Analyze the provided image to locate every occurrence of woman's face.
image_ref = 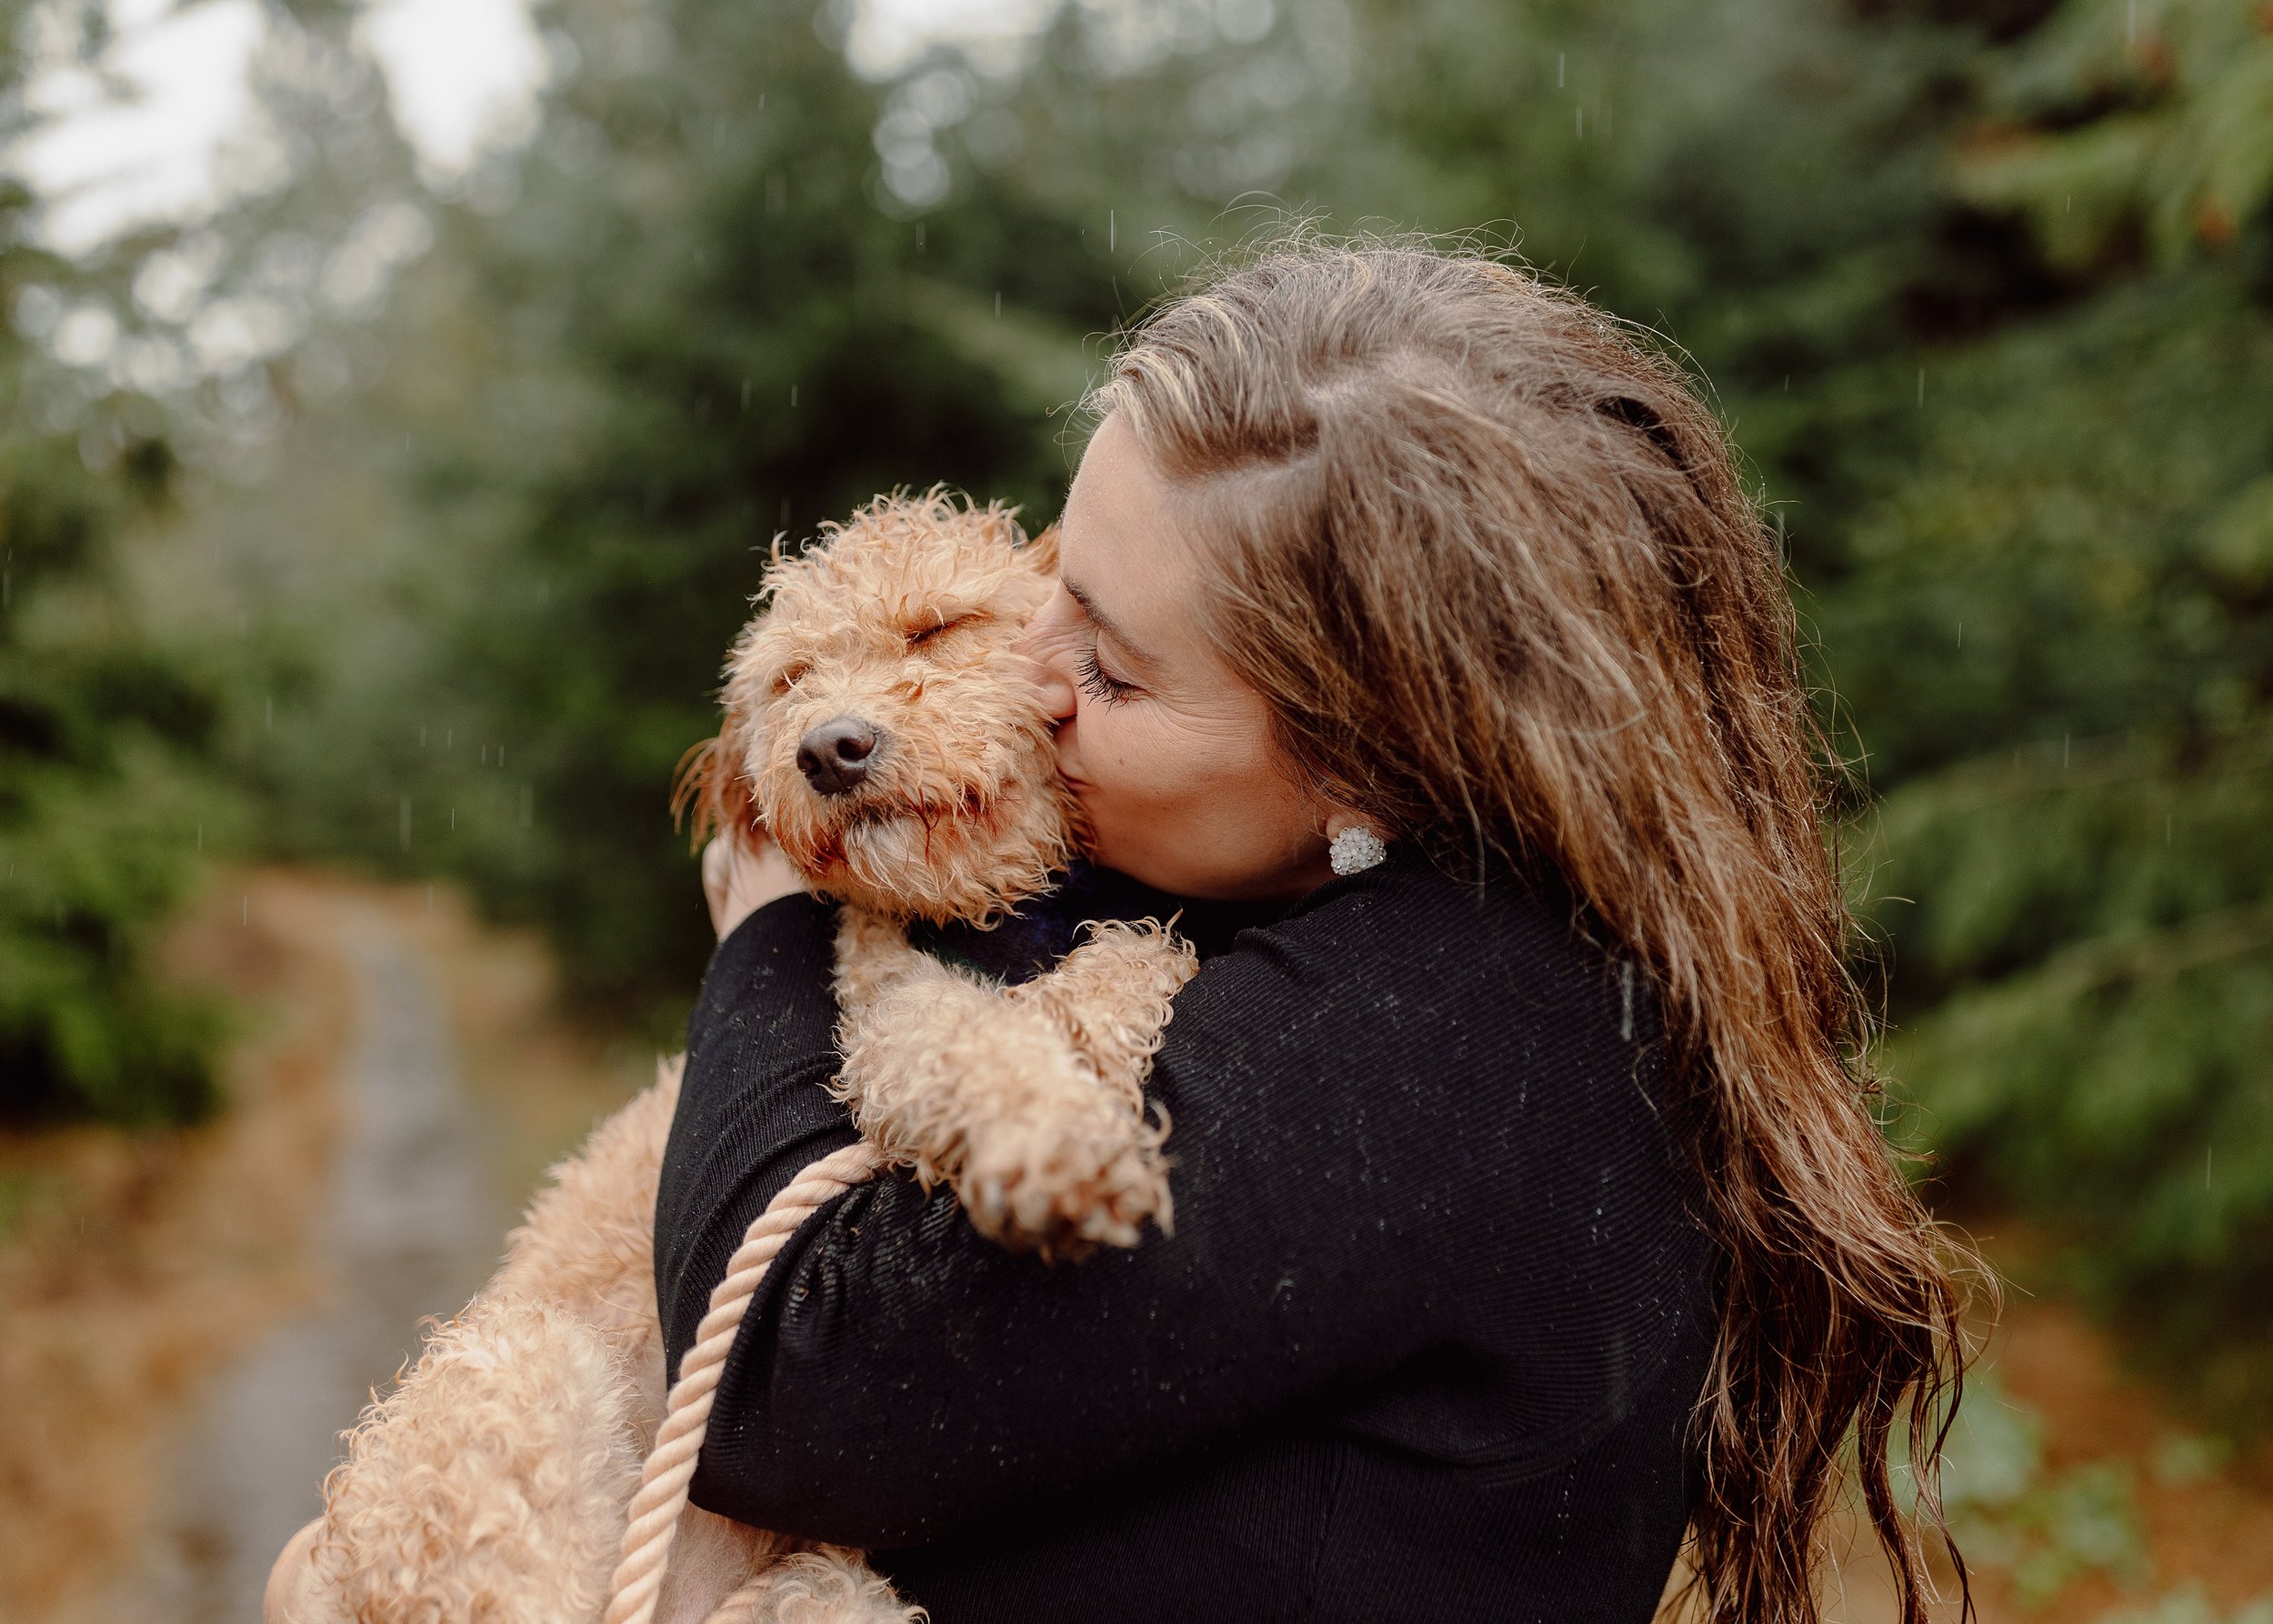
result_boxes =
[1016,412,1336,901]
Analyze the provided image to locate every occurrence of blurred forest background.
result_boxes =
[4,0,2272,1618]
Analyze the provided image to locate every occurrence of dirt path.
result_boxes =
[1,871,646,1624]
[110,902,508,1622]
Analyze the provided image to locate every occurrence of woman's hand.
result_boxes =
[702,832,805,940]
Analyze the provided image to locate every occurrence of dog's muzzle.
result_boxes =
[797,716,881,797]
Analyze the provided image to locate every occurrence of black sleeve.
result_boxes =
[653,857,1702,1550]
[654,891,862,1364]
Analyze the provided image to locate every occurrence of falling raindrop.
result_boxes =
[1955,622,1963,648]
[1108,210,1116,253]
[740,376,752,410]
[994,291,1002,317]
[1557,51,1566,88]
[399,797,413,851]
[791,384,799,407]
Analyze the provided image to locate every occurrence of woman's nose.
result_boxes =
[1023,657,1076,722]
[1012,617,1079,722]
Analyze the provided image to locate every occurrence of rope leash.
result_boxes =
[605,1140,886,1624]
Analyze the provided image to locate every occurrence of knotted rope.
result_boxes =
[605,1140,886,1624]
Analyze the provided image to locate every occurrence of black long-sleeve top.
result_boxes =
[654,850,1719,1624]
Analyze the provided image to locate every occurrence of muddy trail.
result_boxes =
[118,905,506,1621]
[3,870,2269,1623]
[0,873,648,1624]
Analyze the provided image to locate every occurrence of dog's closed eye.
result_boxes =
[770,662,812,697]
[906,613,987,651]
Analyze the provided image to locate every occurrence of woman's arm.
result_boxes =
[655,856,1703,1549]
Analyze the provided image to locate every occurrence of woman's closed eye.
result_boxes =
[1076,648,1140,707]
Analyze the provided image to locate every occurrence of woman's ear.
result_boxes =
[1318,799,1390,846]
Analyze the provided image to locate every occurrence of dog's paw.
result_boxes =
[1062,919,1199,1006]
[959,1097,1171,1258]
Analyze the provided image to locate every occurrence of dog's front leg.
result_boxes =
[832,957,1171,1255]
[1002,919,1198,1114]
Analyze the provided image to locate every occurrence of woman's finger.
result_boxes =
[703,835,805,940]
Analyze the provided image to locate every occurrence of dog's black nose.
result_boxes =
[796,716,880,797]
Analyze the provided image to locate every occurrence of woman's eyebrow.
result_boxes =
[1063,577,1158,673]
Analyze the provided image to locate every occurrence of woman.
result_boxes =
[665,241,1969,1624]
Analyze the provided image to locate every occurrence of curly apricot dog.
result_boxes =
[270,494,1196,1624]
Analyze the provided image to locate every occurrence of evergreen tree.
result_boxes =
[0,0,235,1122]
[1826,0,2273,1420]
[295,0,1135,1026]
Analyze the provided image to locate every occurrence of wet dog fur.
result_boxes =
[274,494,1197,1624]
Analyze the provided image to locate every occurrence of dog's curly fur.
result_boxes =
[272,493,1197,1624]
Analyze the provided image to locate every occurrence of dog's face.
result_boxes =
[701,494,1080,926]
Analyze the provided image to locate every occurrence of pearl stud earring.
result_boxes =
[1328,824,1387,877]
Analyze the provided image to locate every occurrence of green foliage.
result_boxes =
[0,4,238,1123]
[1956,0,2273,269]
[238,0,1133,1025]
[0,404,235,1121]
[1903,1372,2148,1603]
[1821,3,2273,1419]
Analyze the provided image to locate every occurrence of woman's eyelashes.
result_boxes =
[1076,647,1140,707]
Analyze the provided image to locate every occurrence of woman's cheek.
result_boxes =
[1075,700,1140,789]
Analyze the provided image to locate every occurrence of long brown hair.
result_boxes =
[1098,236,1974,1624]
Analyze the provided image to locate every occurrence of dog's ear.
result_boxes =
[1022,523,1061,580]
[672,713,761,853]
